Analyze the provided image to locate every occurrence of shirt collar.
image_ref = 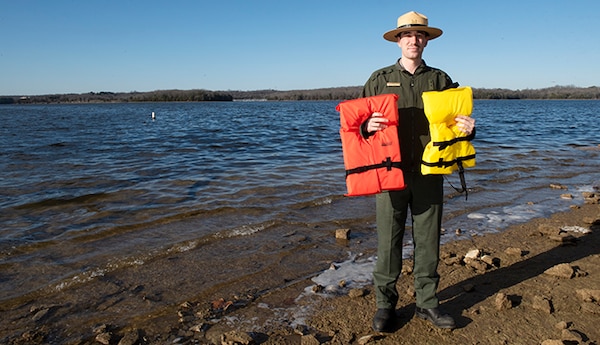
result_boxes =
[396,59,428,73]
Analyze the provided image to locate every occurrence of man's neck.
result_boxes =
[399,58,422,74]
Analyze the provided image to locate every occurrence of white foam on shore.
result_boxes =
[288,183,598,327]
[304,253,376,296]
[303,183,596,298]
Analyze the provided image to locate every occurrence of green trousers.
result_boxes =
[373,172,444,310]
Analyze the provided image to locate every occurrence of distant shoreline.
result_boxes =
[1,85,599,104]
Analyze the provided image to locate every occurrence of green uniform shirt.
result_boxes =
[360,60,454,173]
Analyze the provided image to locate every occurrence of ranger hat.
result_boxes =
[383,11,443,42]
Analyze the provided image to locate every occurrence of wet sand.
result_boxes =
[2,199,599,345]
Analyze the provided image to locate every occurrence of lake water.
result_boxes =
[0,100,599,338]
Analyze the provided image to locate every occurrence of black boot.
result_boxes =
[372,308,396,332]
[415,307,456,329]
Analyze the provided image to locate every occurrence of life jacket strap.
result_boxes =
[345,157,402,177]
[432,130,476,150]
[421,154,476,169]
[423,155,475,200]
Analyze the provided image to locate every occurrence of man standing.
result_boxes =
[360,11,475,332]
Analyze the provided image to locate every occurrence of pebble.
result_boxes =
[504,247,524,257]
[348,288,367,298]
[554,321,568,330]
[540,340,564,345]
[335,228,350,240]
[462,283,475,292]
[532,295,553,314]
[548,234,577,244]
[575,288,600,302]
[561,329,583,342]
[581,301,600,314]
[465,248,481,259]
[95,332,112,345]
[358,334,376,345]
[544,263,575,279]
[494,292,513,310]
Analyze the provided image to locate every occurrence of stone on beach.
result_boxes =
[335,228,351,240]
[494,292,513,310]
[575,289,600,303]
[544,263,576,279]
[532,295,553,314]
[504,247,525,257]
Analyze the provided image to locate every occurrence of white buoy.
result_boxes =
[151,111,155,120]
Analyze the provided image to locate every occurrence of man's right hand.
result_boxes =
[366,112,389,133]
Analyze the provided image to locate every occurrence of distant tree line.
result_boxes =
[1,89,233,104]
[1,85,598,104]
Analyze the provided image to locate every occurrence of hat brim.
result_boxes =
[383,27,442,42]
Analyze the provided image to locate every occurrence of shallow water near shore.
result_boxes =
[0,100,599,340]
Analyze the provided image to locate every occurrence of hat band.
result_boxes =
[398,23,427,29]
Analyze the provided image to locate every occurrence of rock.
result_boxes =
[358,334,376,345]
[561,329,583,343]
[504,247,524,257]
[31,308,50,322]
[443,255,462,266]
[221,330,254,345]
[494,292,512,310]
[532,295,553,314]
[575,288,600,302]
[544,263,575,279]
[300,334,320,345]
[465,257,488,272]
[117,330,140,345]
[406,286,415,297]
[401,264,413,275]
[540,340,564,345]
[554,321,568,330]
[335,228,350,240]
[481,255,500,267]
[539,224,561,236]
[348,288,366,298]
[548,234,577,244]
[465,248,481,259]
[581,301,600,314]
[189,323,206,333]
[550,183,568,189]
[584,193,600,204]
[560,193,573,199]
[462,283,475,292]
[581,191,600,204]
[581,192,595,198]
[95,332,112,345]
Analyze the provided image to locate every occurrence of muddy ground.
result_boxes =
[5,202,600,345]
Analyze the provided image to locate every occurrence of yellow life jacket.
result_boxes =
[421,86,476,175]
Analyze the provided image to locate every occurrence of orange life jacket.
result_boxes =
[336,94,405,196]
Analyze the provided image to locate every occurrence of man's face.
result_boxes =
[397,30,429,59]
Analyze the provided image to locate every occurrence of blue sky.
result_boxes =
[1,1,598,95]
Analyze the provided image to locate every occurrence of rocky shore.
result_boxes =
[4,192,600,345]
